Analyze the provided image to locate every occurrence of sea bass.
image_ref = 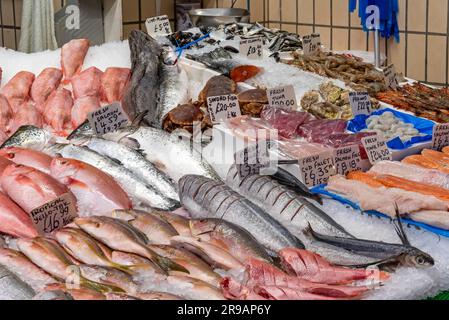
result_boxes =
[179,175,305,253]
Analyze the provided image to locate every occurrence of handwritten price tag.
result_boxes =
[30,194,78,236]
[88,103,130,136]
[303,33,321,56]
[333,145,363,175]
[267,85,298,111]
[146,15,172,37]
[349,92,372,116]
[240,38,264,60]
[383,64,399,90]
[432,123,449,151]
[207,94,241,124]
[235,143,271,179]
[298,151,335,188]
[362,135,392,165]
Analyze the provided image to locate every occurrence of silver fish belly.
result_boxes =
[0,266,35,300]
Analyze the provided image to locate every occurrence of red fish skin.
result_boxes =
[61,39,90,84]
[0,129,7,146]
[100,67,131,104]
[0,94,13,131]
[31,68,63,108]
[230,65,261,83]
[8,101,44,134]
[0,191,38,238]
[1,164,77,214]
[0,147,53,175]
[71,67,103,100]
[0,71,35,112]
[71,96,101,127]
[43,87,74,134]
[254,285,340,300]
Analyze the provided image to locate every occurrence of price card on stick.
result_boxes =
[362,135,392,165]
[298,151,335,188]
[88,103,130,136]
[333,145,363,176]
[349,92,372,116]
[207,94,241,124]
[303,33,321,56]
[30,194,78,236]
[239,38,264,60]
[432,123,449,151]
[235,143,271,179]
[383,64,399,90]
[146,15,173,37]
[267,85,298,111]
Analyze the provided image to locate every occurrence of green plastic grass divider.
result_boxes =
[429,291,449,300]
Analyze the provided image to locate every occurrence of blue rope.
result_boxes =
[175,33,211,53]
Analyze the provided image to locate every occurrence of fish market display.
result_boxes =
[377,83,449,123]
[0,265,35,300]
[238,89,268,117]
[288,51,387,94]
[61,39,90,83]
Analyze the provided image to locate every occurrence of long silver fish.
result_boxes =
[0,265,35,300]
[225,167,435,269]
[72,136,179,202]
[45,143,180,211]
[122,30,162,124]
[178,175,305,253]
[102,126,220,183]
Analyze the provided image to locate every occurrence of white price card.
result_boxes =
[146,15,172,37]
[207,94,242,124]
[432,123,449,151]
[88,103,130,136]
[30,194,78,236]
[298,151,335,188]
[267,85,298,111]
[349,92,372,116]
[383,64,399,90]
[234,143,271,179]
[362,135,392,165]
[239,38,264,60]
[303,33,321,56]
[333,145,363,175]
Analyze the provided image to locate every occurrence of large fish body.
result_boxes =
[45,143,179,211]
[178,175,305,253]
[0,266,35,300]
[103,126,219,183]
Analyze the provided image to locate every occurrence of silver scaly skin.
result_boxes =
[0,266,35,300]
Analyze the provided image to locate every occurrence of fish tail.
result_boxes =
[80,277,125,294]
[145,247,190,274]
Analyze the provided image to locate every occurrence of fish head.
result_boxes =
[1,126,54,150]
[75,217,104,236]
[2,163,36,178]
[189,219,216,237]
[399,249,435,269]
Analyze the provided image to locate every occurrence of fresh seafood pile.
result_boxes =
[301,82,380,120]
[0,40,131,140]
[288,51,387,95]
[377,83,449,123]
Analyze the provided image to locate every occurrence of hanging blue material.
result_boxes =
[349,0,400,42]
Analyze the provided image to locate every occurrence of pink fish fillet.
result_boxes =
[254,285,339,300]
[326,175,449,217]
[0,94,13,131]
[71,96,101,128]
[279,248,386,285]
[8,101,44,134]
[0,191,38,238]
[61,39,90,84]
[409,211,449,230]
[0,129,8,147]
[31,68,63,110]
[71,66,103,99]
[43,87,74,135]
[1,164,77,214]
[100,67,131,103]
[50,157,132,216]
[0,71,35,112]
[0,147,53,174]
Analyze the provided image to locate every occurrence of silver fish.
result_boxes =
[1,126,54,150]
[45,143,180,211]
[102,126,220,183]
[33,290,74,300]
[73,136,179,202]
[178,175,305,253]
[0,265,35,300]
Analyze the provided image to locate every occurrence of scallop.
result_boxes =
[405,128,419,136]
[373,124,389,131]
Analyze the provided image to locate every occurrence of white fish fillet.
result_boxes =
[326,175,449,217]
[409,211,449,230]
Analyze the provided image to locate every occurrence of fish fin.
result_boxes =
[272,169,323,205]
[131,111,149,127]
[118,137,141,150]
[392,204,411,247]
[81,278,125,294]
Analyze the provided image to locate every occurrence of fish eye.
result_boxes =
[416,256,427,265]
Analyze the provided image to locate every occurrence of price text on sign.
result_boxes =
[303,33,321,56]
[298,151,335,188]
[333,145,363,175]
[362,135,392,165]
[383,64,399,90]
[207,94,241,123]
[349,92,372,116]
[88,103,130,136]
[235,143,271,179]
[267,85,297,110]
[240,38,264,60]
[30,194,78,236]
[432,123,449,151]
[146,15,172,37]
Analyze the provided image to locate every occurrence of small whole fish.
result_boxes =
[0,147,53,174]
[0,266,35,300]
[150,210,191,236]
[77,265,137,294]
[179,175,305,253]
[0,125,54,150]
